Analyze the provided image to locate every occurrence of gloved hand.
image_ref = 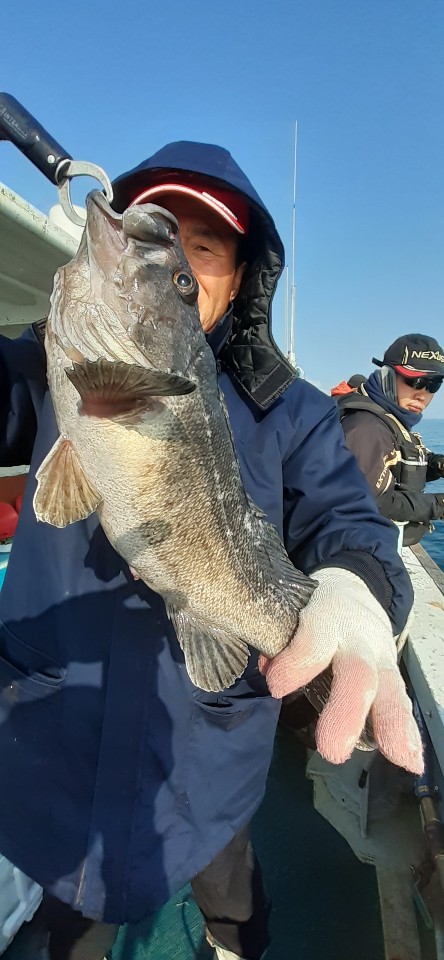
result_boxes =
[259,568,423,774]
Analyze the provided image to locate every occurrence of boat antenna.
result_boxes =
[284,265,289,356]
[287,122,304,377]
[288,121,297,367]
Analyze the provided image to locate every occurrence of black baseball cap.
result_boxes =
[372,334,444,378]
[347,374,366,388]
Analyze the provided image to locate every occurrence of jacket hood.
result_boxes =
[330,380,354,397]
[112,142,297,409]
[338,379,422,432]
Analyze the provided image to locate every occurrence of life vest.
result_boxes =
[339,391,429,545]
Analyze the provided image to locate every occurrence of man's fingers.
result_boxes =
[258,628,336,699]
[259,645,330,699]
[371,669,424,775]
[315,653,378,764]
[257,655,270,676]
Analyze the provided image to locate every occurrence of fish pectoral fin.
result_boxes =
[34,437,102,527]
[65,359,196,419]
[166,605,249,692]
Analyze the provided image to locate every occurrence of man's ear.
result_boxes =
[230,261,247,301]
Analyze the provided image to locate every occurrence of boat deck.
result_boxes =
[4,729,385,960]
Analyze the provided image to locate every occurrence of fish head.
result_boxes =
[49,190,204,377]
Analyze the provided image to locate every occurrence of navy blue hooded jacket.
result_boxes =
[0,142,412,924]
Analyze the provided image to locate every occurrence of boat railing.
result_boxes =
[402,543,444,814]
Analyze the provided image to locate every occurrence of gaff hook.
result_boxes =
[0,93,114,228]
[55,159,114,228]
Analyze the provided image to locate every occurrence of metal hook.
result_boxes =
[55,159,114,227]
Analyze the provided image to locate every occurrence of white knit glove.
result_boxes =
[259,568,423,774]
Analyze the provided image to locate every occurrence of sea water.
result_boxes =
[420,419,444,571]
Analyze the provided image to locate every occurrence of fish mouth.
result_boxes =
[84,191,125,253]
[87,190,123,225]
[122,202,179,244]
[86,190,179,245]
[86,190,179,248]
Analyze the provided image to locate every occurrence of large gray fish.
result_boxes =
[34,191,315,691]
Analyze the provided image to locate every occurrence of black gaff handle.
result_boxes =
[0,93,72,185]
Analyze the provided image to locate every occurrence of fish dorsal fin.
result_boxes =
[166,604,250,692]
[34,437,102,527]
[65,359,196,419]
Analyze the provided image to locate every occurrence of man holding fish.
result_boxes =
[0,141,421,960]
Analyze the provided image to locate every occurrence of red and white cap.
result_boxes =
[393,364,432,378]
[129,178,249,235]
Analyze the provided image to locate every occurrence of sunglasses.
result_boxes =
[402,375,443,394]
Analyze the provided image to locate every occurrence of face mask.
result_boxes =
[379,365,398,403]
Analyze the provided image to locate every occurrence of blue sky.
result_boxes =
[2,0,444,413]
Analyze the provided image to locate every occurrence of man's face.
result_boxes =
[154,195,246,332]
[395,374,434,413]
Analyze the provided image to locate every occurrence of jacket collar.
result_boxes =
[206,306,233,359]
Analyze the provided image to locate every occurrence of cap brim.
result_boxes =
[130,183,246,234]
[393,364,442,379]
[373,358,441,378]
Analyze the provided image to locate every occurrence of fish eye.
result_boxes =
[172,270,199,304]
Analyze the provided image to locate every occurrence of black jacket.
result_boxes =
[339,390,444,545]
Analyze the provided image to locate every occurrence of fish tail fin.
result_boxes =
[246,495,316,612]
[260,519,317,627]
[166,605,249,692]
[266,524,316,610]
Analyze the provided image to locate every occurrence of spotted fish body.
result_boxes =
[34,191,315,691]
